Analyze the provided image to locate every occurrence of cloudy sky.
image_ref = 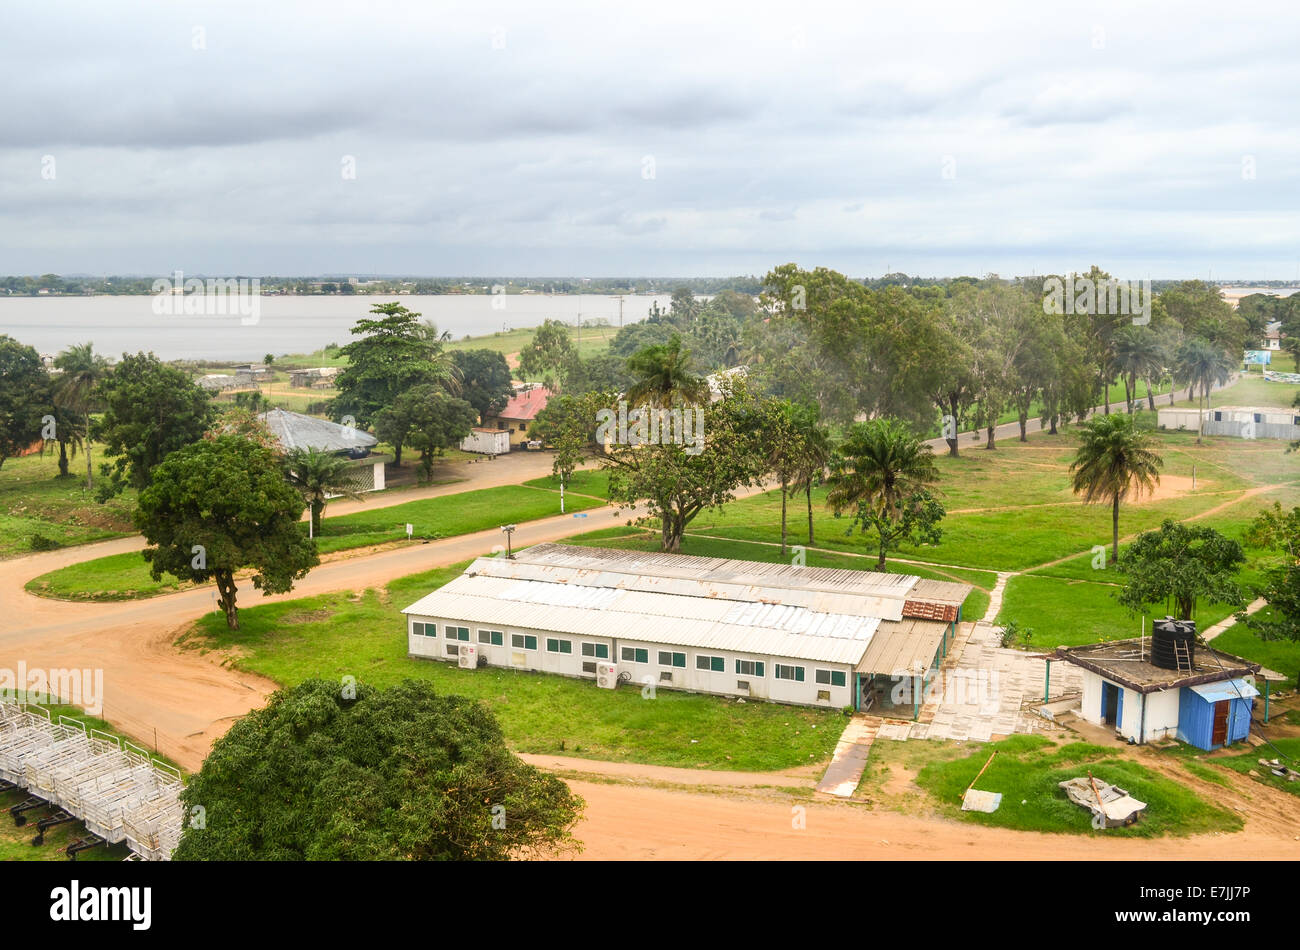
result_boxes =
[3,0,1299,279]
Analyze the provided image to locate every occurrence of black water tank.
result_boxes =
[1151,617,1196,670]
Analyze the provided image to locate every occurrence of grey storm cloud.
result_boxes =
[2,0,1300,277]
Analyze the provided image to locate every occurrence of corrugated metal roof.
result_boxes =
[259,408,377,453]
[402,545,969,669]
[855,619,950,675]
[1188,679,1260,703]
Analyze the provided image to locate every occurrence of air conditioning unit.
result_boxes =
[457,644,478,669]
[595,662,619,689]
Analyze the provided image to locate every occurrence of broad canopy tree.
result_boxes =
[374,385,477,482]
[330,302,458,429]
[1116,520,1246,622]
[0,335,53,471]
[92,351,215,500]
[134,435,319,630]
[174,679,583,861]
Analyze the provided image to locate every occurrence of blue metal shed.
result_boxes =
[1176,679,1258,751]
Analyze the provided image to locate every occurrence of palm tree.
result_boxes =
[282,448,363,537]
[1069,413,1163,568]
[52,343,110,489]
[826,418,939,570]
[625,336,708,408]
[1112,325,1164,413]
[1174,337,1235,443]
[39,401,84,477]
[789,403,832,546]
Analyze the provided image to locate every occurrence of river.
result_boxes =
[0,293,669,361]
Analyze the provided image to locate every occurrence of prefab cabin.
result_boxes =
[401,544,970,712]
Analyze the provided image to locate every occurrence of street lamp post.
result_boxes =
[501,523,516,559]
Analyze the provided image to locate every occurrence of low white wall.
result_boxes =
[407,616,853,708]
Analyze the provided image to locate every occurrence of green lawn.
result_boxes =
[523,468,610,500]
[180,560,847,772]
[1211,619,1300,692]
[0,448,136,558]
[311,483,604,554]
[914,734,1242,836]
[25,483,603,601]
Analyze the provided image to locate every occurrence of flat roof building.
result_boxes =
[1051,631,1262,751]
[401,543,971,713]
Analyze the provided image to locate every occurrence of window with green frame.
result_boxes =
[620,646,649,664]
[512,633,538,650]
[774,664,805,682]
[478,629,504,646]
[658,651,686,668]
[581,642,609,659]
[816,669,846,687]
[695,655,725,672]
[735,659,765,677]
[546,638,573,654]
[446,626,469,641]
[411,621,434,637]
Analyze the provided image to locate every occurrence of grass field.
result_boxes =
[913,734,1241,836]
[25,483,603,601]
[0,449,136,558]
[180,560,847,771]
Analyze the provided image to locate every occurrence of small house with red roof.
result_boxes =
[483,384,552,447]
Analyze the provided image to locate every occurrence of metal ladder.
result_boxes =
[1173,640,1193,672]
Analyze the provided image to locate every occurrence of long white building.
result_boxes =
[401,543,971,714]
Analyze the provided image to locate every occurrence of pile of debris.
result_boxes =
[1259,758,1299,782]
[1059,772,1147,828]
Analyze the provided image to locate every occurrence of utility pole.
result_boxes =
[617,294,625,327]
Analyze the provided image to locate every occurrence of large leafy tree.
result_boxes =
[379,385,477,483]
[134,435,318,630]
[603,377,767,552]
[449,348,514,421]
[283,447,362,536]
[1069,413,1163,568]
[826,417,943,570]
[1116,520,1246,621]
[529,389,610,492]
[0,335,51,471]
[52,342,110,488]
[1241,502,1300,642]
[174,679,583,861]
[92,352,215,499]
[331,302,456,428]
[516,319,578,392]
[38,400,83,478]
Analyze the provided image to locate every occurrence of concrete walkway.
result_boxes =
[814,716,879,797]
[1203,597,1268,641]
